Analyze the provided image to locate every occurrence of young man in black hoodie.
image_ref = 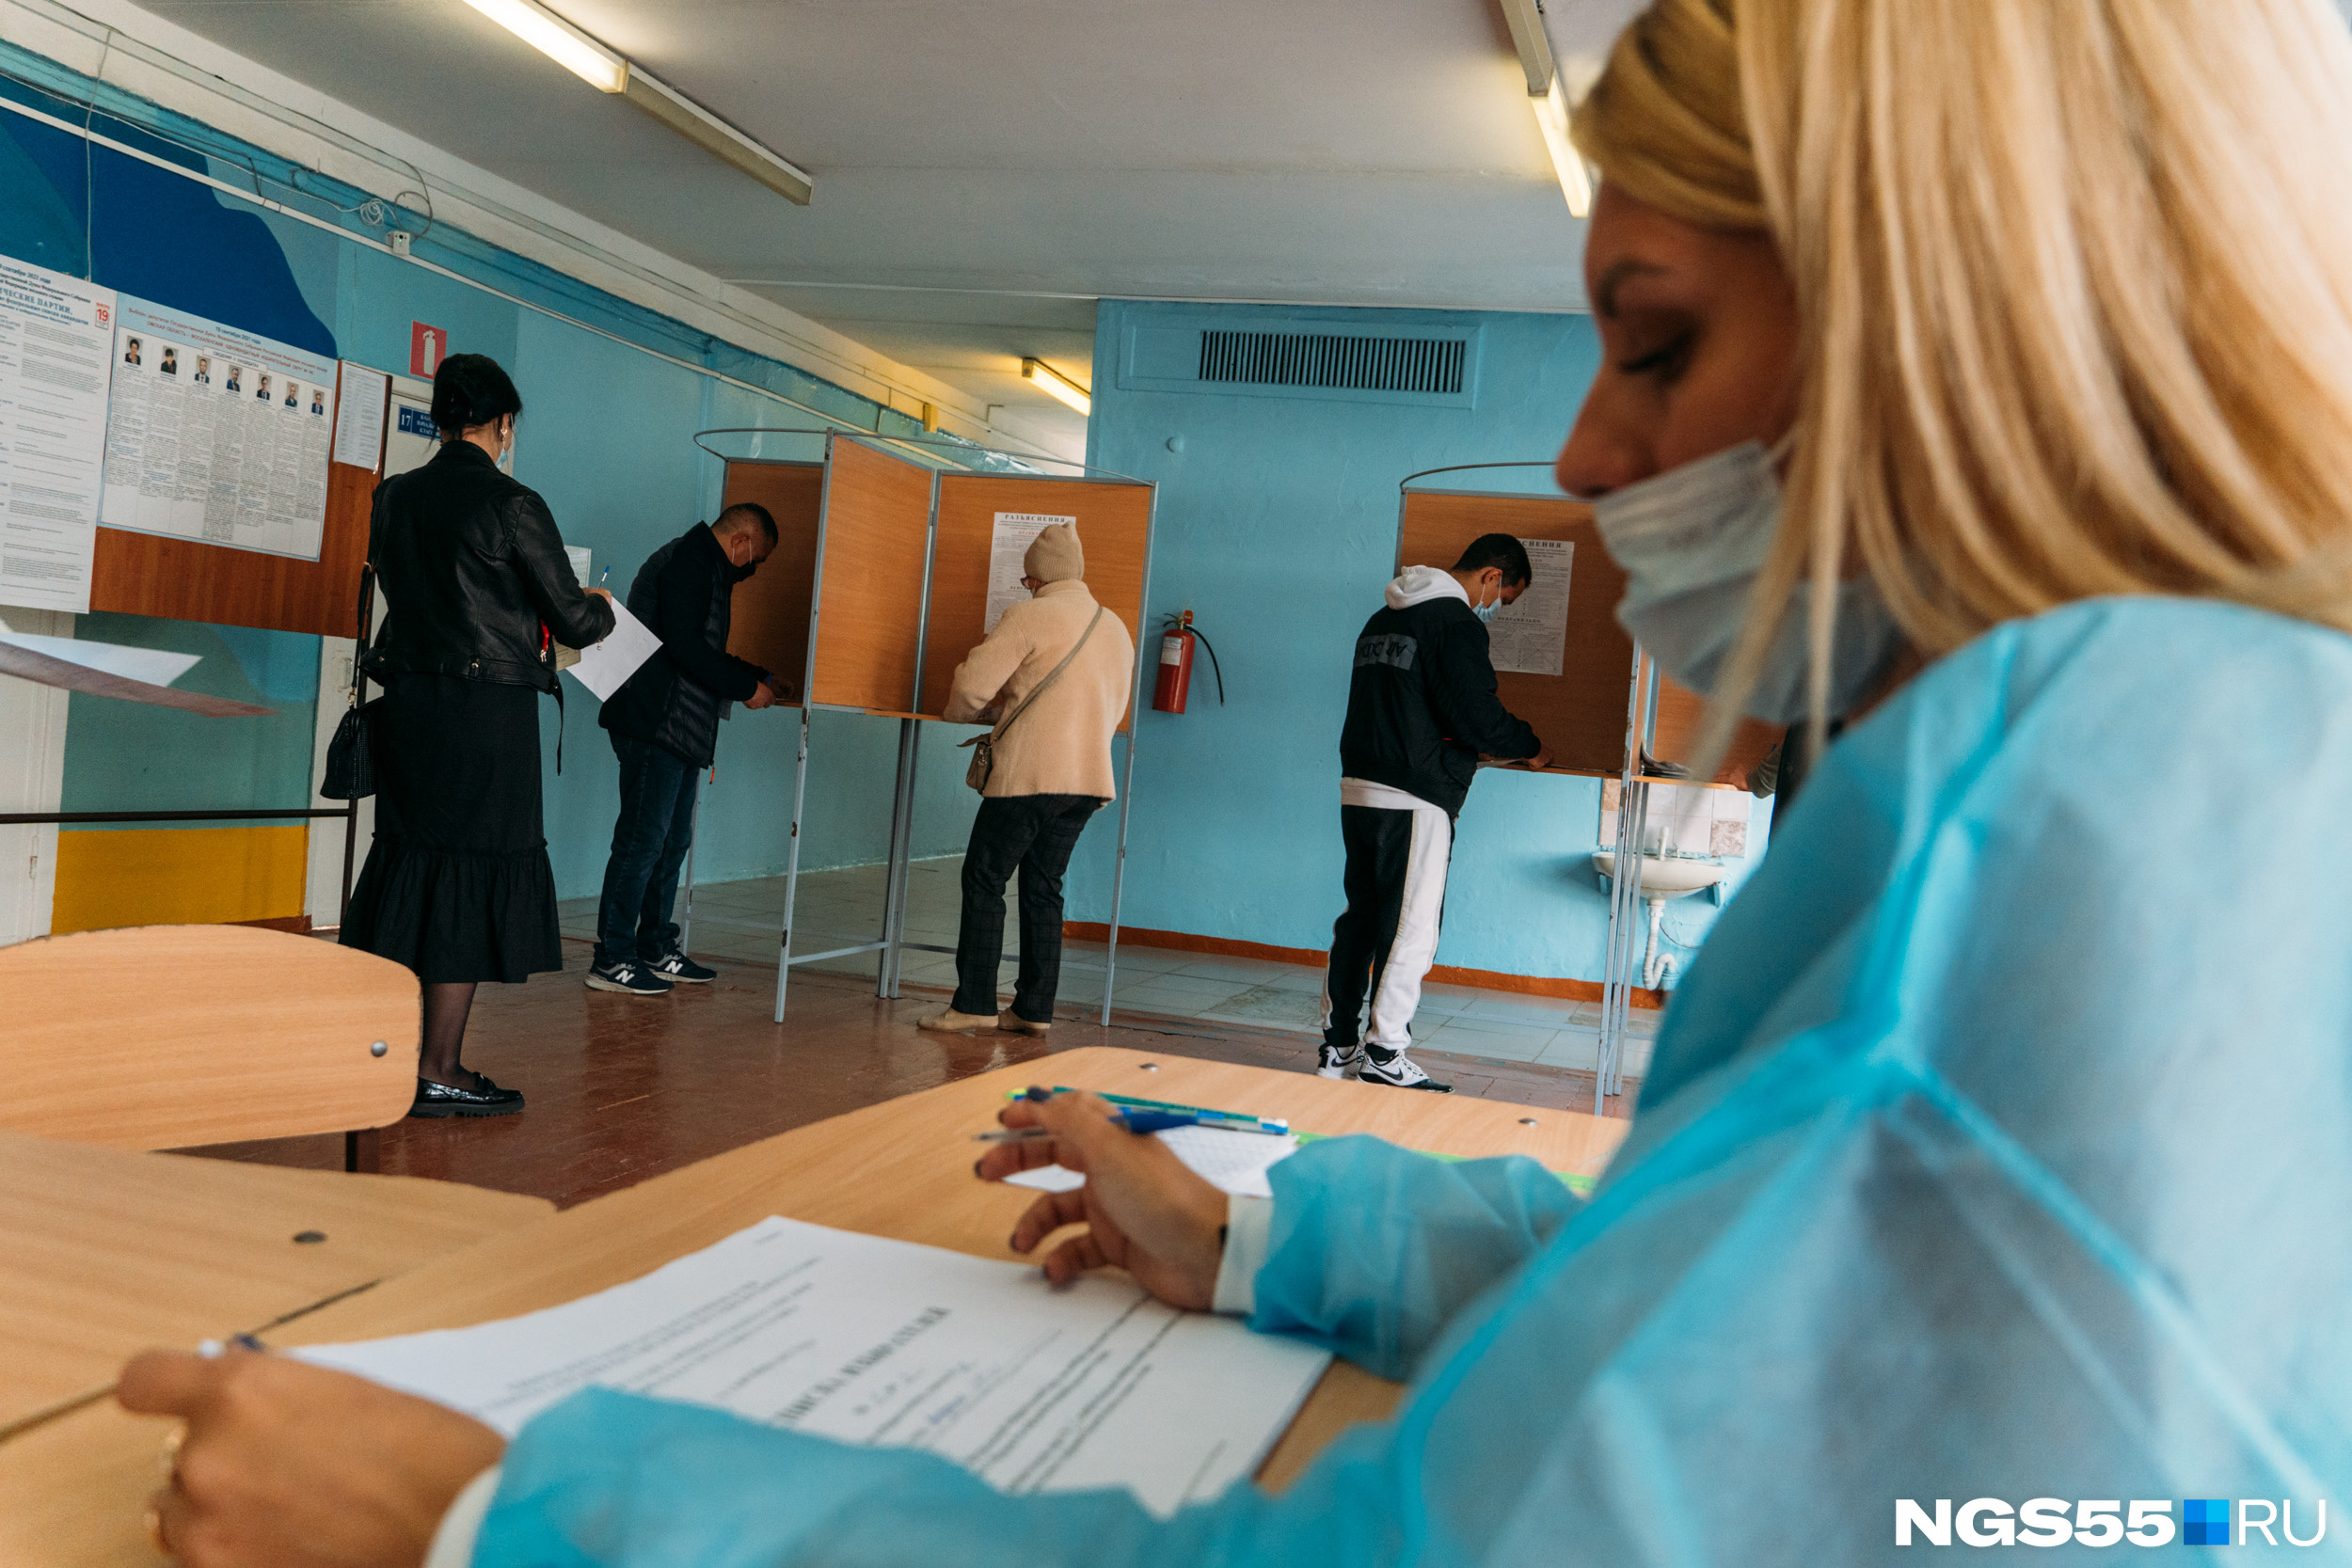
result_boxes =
[1322,533,1551,1089]
[586,503,783,995]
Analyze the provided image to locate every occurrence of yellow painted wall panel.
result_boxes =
[50,826,310,934]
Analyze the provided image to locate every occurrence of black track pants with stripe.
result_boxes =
[1321,801,1453,1053]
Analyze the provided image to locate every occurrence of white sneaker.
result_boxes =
[1360,1047,1452,1092]
[1316,1042,1365,1080]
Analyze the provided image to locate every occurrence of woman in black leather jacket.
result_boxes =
[341,355,614,1117]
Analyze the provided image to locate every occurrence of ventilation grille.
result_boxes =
[1197,330,1467,396]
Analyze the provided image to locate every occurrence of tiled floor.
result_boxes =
[567,856,1661,1081]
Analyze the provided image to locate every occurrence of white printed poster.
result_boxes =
[1487,536,1573,676]
[0,256,116,614]
[100,296,336,561]
[331,361,389,473]
[984,511,1075,632]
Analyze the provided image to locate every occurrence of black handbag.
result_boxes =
[320,565,380,800]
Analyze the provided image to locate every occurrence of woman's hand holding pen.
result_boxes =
[976,1090,1228,1310]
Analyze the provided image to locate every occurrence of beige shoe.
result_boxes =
[917,1006,998,1034]
[996,1011,1051,1037]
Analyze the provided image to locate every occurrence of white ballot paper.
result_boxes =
[296,1216,1330,1518]
[1486,536,1573,676]
[1006,1125,1299,1200]
[985,512,1075,632]
[564,596,660,702]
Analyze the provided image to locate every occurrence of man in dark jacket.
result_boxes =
[586,503,782,995]
[1321,533,1550,1089]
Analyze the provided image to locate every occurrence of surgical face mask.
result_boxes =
[1472,583,1502,625]
[1591,439,1902,724]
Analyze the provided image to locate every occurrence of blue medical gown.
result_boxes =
[477,598,2352,1565]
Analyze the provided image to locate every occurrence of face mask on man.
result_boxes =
[1472,580,1502,625]
[1590,438,1902,724]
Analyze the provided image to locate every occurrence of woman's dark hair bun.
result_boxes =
[430,354,523,436]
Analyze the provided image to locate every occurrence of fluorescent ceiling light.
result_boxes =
[620,71,815,206]
[1023,358,1091,417]
[458,0,814,204]
[459,0,625,93]
[1493,0,1591,218]
[1530,76,1594,218]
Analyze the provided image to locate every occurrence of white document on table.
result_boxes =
[1486,536,1573,676]
[564,596,660,701]
[1005,1126,1299,1200]
[984,512,1074,632]
[296,1216,1329,1518]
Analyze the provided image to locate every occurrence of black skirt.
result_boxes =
[341,673,564,984]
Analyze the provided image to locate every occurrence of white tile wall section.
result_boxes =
[1599,780,1753,860]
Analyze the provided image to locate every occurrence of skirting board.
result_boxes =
[1063,922,1669,1011]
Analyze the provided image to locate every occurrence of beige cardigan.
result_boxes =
[945,579,1136,799]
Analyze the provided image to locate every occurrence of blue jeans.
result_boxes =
[595,733,699,968]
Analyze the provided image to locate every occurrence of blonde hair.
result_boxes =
[1574,0,2352,733]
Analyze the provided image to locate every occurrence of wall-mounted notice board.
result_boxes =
[719,461,824,699]
[920,476,1152,731]
[1395,488,1775,786]
[87,367,381,639]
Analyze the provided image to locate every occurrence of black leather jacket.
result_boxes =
[598,524,767,768]
[364,441,612,691]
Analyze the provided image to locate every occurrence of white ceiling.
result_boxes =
[135,0,1646,446]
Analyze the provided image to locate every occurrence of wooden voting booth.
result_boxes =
[1397,474,1780,1111]
[698,431,1157,1023]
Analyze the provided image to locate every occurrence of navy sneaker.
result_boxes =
[646,948,717,984]
[586,958,673,996]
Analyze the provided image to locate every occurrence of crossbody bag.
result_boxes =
[960,607,1104,793]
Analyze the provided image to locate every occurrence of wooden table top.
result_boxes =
[0,1132,553,1437]
[0,1048,1628,1567]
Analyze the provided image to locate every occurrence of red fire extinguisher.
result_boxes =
[1152,610,1225,714]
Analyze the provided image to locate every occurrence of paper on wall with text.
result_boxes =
[1486,536,1573,676]
[331,362,389,472]
[0,257,116,614]
[100,296,335,562]
[985,512,1076,632]
[295,1215,1330,1519]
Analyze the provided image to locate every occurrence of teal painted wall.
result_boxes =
[58,614,320,826]
[1075,300,1768,985]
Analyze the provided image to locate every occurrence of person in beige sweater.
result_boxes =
[920,523,1136,1037]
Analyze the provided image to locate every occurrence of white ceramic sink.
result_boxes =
[1591,851,1730,901]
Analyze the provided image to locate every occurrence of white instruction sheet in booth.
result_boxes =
[100,296,335,562]
[0,255,116,614]
[1486,536,1573,676]
[985,512,1076,632]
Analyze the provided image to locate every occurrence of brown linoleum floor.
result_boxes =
[189,941,1636,1209]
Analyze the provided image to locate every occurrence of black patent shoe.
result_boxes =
[408,1071,525,1118]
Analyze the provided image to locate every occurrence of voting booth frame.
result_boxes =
[1396,467,1778,1110]
[684,430,1158,1024]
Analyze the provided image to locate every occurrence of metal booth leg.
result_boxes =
[775,708,814,1024]
[877,719,921,1000]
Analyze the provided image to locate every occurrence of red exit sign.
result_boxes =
[409,321,448,377]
